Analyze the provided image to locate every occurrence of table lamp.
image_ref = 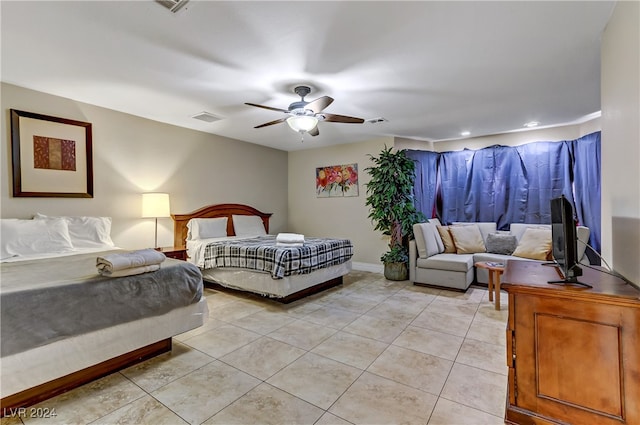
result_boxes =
[142,193,170,248]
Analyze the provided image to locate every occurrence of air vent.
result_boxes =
[191,111,221,123]
[365,117,388,124]
[156,0,189,13]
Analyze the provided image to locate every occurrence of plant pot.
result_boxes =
[384,262,408,281]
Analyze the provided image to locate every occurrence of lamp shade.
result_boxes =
[142,193,170,218]
[286,115,318,133]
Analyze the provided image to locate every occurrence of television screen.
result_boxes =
[549,195,588,287]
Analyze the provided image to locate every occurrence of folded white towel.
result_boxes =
[276,233,305,244]
[276,242,304,247]
[96,249,166,274]
[99,264,161,277]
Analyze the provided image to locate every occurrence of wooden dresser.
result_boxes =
[501,260,640,425]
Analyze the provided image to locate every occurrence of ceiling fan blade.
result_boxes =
[245,102,289,113]
[254,117,288,128]
[305,96,334,113]
[308,126,319,137]
[321,113,365,124]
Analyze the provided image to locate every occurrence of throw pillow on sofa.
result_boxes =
[512,227,552,260]
[449,224,486,254]
[436,225,457,253]
[486,233,518,255]
[413,222,444,258]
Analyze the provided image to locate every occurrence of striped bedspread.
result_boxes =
[202,235,353,279]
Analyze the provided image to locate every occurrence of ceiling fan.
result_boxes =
[245,85,364,137]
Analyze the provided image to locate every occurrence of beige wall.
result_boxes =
[1,83,289,249]
[288,137,393,271]
[601,1,640,285]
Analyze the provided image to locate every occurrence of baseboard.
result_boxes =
[352,262,384,273]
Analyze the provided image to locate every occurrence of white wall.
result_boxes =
[601,1,640,285]
[288,137,393,271]
[395,118,600,152]
[1,83,289,249]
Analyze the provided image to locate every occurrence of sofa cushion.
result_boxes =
[510,223,550,242]
[436,226,457,253]
[449,224,486,254]
[512,227,552,260]
[485,233,518,255]
[473,253,538,264]
[413,222,444,258]
[417,253,474,272]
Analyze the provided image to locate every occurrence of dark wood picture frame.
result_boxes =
[10,109,93,198]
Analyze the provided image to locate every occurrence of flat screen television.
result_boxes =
[549,195,590,287]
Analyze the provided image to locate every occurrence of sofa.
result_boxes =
[409,219,590,290]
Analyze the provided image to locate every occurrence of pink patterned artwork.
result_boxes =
[33,136,76,171]
[316,163,359,197]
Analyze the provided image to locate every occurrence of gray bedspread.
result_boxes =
[0,250,203,357]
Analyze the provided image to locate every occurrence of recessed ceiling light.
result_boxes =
[460,131,470,137]
[523,121,540,128]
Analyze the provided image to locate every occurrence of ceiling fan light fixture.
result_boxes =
[287,115,318,133]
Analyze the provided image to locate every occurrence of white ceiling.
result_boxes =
[1,1,615,151]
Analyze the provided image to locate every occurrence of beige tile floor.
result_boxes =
[11,271,509,425]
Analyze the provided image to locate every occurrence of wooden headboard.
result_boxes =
[171,203,273,249]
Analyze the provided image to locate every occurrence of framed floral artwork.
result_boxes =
[10,109,93,198]
[316,163,358,197]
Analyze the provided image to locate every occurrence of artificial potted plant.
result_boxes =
[365,146,425,280]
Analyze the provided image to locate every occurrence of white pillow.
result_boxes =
[232,215,266,237]
[0,219,19,259]
[1,218,74,259]
[187,217,228,240]
[35,213,115,248]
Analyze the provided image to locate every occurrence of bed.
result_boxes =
[172,203,353,302]
[0,215,207,413]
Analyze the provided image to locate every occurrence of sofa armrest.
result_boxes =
[409,240,417,283]
[576,226,590,263]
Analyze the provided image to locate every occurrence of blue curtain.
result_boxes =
[458,145,531,229]
[491,146,529,230]
[515,141,573,224]
[406,150,439,218]
[408,132,601,253]
[439,149,475,224]
[570,132,601,258]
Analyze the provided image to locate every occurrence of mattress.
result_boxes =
[201,260,352,298]
[1,299,208,398]
[1,250,203,357]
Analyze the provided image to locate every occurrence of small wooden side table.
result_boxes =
[475,261,506,310]
[155,246,187,261]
